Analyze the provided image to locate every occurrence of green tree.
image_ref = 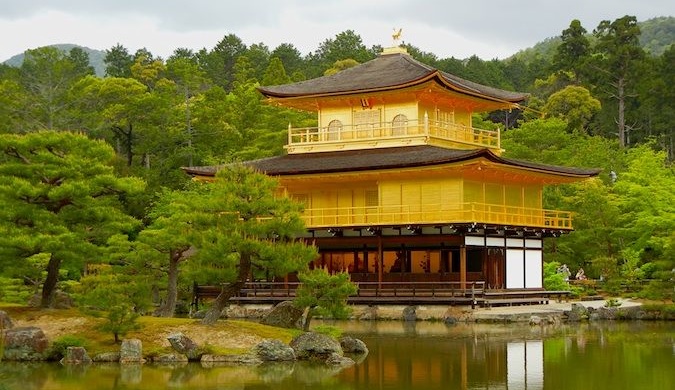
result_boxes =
[197,34,247,91]
[270,43,305,77]
[0,131,145,307]
[543,85,601,133]
[323,59,360,76]
[187,165,317,325]
[77,270,150,343]
[294,269,357,331]
[553,19,590,83]
[136,188,197,317]
[592,15,645,147]
[261,57,291,86]
[18,47,92,131]
[104,44,134,78]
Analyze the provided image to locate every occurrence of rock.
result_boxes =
[52,291,74,309]
[290,332,343,361]
[443,316,458,325]
[259,301,304,329]
[339,336,368,354]
[27,291,73,309]
[529,315,542,326]
[402,306,417,322]
[119,339,143,363]
[325,352,355,367]
[200,353,262,367]
[60,346,92,364]
[254,339,296,361]
[92,352,120,362]
[566,303,589,322]
[2,326,49,361]
[0,310,13,329]
[153,353,188,363]
[358,306,378,320]
[167,332,202,361]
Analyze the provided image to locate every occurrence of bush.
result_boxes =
[312,325,343,339]
[47,335,87,360]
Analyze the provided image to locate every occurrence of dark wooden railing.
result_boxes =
[192,281,486,309]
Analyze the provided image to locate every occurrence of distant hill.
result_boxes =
[509,16,674,63]
[3,44,106,77]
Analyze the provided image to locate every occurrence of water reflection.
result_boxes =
[336,321,674,390]
[0,322,672,390]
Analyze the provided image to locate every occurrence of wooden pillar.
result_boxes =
[378,236,383,288]
[460,245,467,290]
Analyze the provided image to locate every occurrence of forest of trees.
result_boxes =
[0,16,673,319]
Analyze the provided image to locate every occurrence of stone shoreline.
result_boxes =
[221,298,672,323]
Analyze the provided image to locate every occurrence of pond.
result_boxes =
[0,321,673,390]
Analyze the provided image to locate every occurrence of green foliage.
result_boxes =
[76,270,150,343]
[0,131,145,307]
[543,85,601,133]
[295,269,357,324]
[604,298,622,308]
[0,277,33,304]
[312,325,343,339]
[543,261,569,291]
[46,335,87,360]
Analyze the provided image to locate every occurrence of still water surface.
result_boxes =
[0,321,673,390]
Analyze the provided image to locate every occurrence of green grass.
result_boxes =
[0,303,299,358]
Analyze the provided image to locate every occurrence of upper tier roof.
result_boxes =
[258,52,529,103]
[182,145,601,178]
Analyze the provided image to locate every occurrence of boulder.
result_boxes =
[27,291,73,309]
[167,332,202,361]
[92,352,121,362]
[290,332,343,361]
[119,339,143,363]
[60,346,92,364]
[565,303,589,322]
[2,326,49,361]
[326,352,355,367]
[358,306,378,320]
[529,315,542,326]
[259,301,304,329]
[339,336,368,354]
[0,310,13,329]
[201,353,262,367]
[402,306,417,322]
[254,339,296,361]
[153,353,188,364]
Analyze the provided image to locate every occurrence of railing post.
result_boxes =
[471,282,476,309]
[497,125,501,149]
[288,123,292,144]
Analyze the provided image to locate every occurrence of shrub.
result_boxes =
[47,335,87,360]
[312,324,343,339]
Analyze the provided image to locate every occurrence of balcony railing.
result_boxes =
[286,117,500,152]
[301,202,573,230]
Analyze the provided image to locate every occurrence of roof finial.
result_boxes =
[392,28,403,46]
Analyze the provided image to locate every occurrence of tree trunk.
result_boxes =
[301,306,315,332]
[41,254,62,308]
[617,76,626,147]
[156,251,181,317]
[201,253,252,325]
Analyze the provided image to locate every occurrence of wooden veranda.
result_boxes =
[191,281,570,310]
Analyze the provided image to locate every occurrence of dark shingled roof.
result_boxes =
[258,53,528,103]
[182,146,601,178]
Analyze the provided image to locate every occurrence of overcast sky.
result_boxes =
[1,0,673,62]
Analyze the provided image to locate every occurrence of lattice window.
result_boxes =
[326,119,342,141]
[365,190,379,207]
[391,114,408,136]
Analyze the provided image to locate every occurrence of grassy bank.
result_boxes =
[0,303,299,358]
